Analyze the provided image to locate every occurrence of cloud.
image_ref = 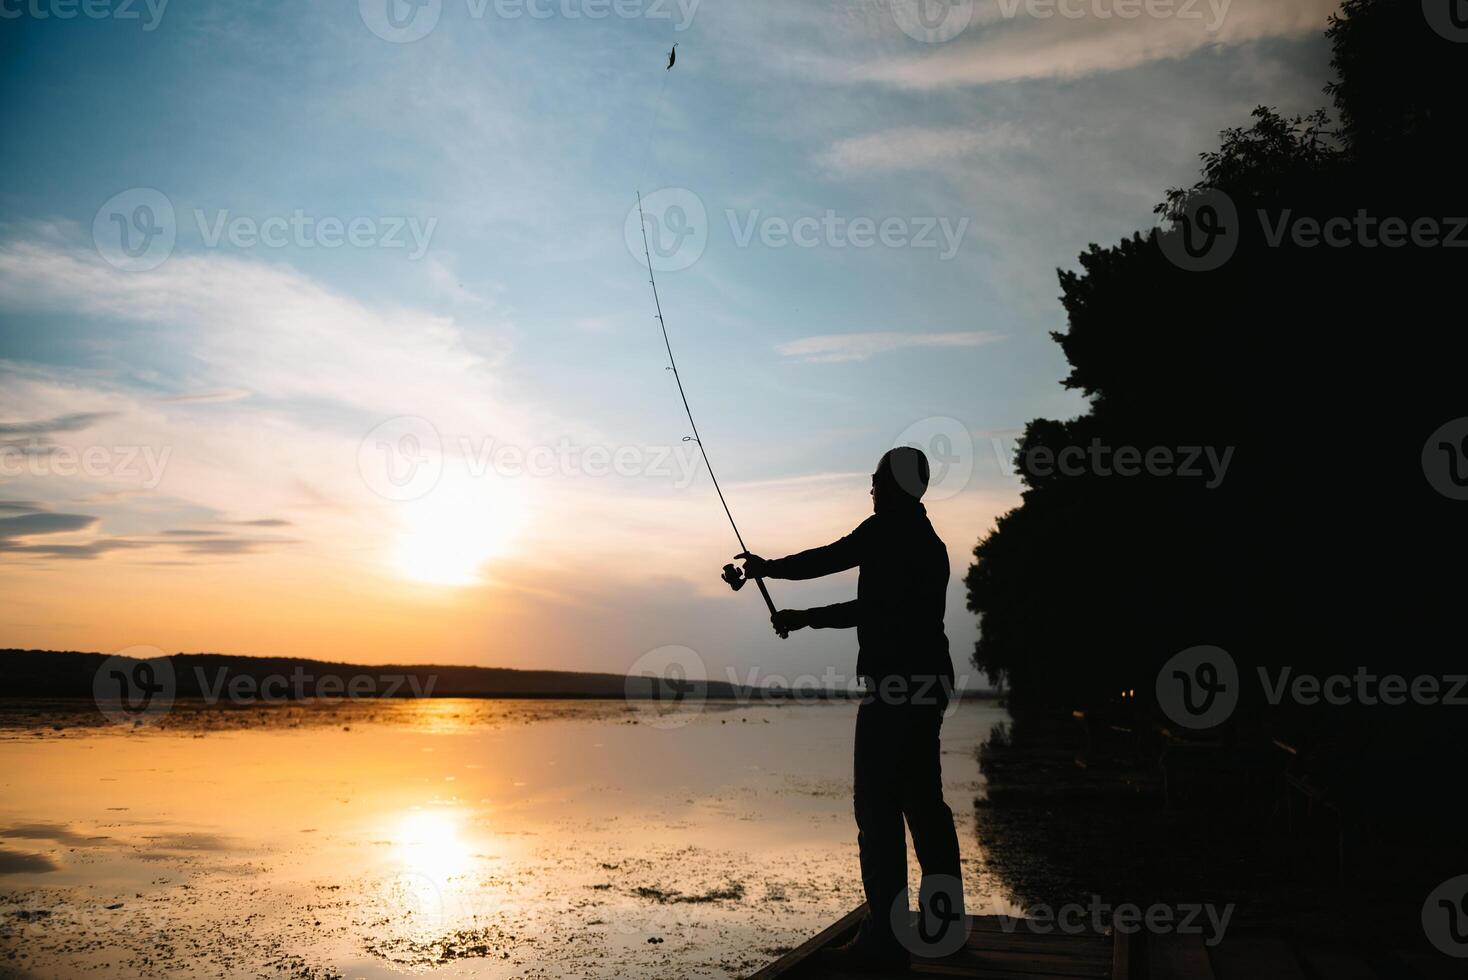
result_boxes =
[0,512,98,538]
[0,412,115,436]
[852,0,1341,89]
[168,536,297,556]
[0,539,149,560]
[157,389,252,404]
[0,522,296,560]
[0,242,509,422]
[777,331,1003,363]
[819,125,1030,175]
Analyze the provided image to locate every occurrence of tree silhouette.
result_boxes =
[965,0,1467,814]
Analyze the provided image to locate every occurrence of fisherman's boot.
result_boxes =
[817,917,911,973]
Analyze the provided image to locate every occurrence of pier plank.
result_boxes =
[1147,933,1215,980]
[744,908,1384,980]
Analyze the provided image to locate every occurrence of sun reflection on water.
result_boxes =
[395,809,472,882]
[377,808,484,937]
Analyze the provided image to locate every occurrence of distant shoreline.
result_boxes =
[0,649,1001,702]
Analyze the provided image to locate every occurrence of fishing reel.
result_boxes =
[721,563,788,639]
[720,563,746,591]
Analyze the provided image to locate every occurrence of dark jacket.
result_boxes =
[764,502,953,685]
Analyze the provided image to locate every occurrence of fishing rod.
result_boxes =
[634,190,787,639]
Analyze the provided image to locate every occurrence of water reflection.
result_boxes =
[393,809,473,888]
[1,698,1011,979]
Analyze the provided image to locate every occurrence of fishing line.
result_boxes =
[634,69,671,194]
[633,48,785,638]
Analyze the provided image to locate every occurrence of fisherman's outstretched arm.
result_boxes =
[772,600,858,635]
[738,519,870,581]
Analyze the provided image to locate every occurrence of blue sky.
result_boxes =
[0,0,1336,684]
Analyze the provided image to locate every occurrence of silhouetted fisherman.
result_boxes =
[737,446,963,969]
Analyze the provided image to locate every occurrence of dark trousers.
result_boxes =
[853,683,963,948]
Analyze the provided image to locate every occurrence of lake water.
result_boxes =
[0,698,1016,979]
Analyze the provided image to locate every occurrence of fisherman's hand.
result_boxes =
[771,609,809,634]
[735,552,770,579]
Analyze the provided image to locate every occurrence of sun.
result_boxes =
[393,478,521,586]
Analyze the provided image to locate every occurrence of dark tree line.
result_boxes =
[964,0,1465,811]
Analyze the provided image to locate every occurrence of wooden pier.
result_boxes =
[746,905,1463,979]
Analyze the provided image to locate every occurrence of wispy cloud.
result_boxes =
[0,412,115,436]
[777,331,1002,363]
[0,510,295,562]
[852,0,1340,89]
[157,389,252,404]
[0,512,98,538]
[820,125,1029,175]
